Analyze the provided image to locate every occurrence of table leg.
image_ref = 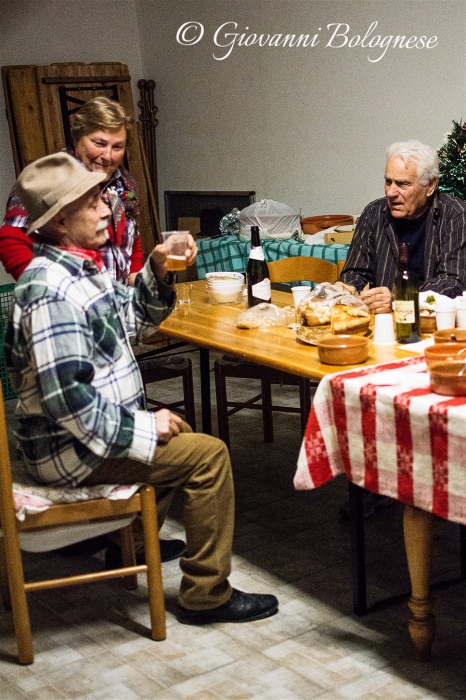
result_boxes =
[403,504,435,661]
[348,481,367,615]
[199,347,212,435]
[460,524,466,578]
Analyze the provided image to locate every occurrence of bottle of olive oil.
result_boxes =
[393,242,421,343]
[247,226,271,307]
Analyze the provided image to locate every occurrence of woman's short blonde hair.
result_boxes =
[70,97,134,144]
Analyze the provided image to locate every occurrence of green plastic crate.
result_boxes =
[0,283,17,400]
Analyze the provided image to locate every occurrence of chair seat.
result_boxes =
[16,516,135,552]
[10,452,142,522]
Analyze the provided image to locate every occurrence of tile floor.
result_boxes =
[2,347,466,699]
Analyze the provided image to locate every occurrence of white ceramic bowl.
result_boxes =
[206,282,244,304]
[205,271,244,287]
[205,271,245,303]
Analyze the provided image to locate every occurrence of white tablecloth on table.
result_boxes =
[294,356,466,525]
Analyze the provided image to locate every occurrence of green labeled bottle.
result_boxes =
[247,226,271,307]
[393,242,421,343]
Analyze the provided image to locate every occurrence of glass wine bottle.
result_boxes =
[247,226,271,307]
[393,242,421,343]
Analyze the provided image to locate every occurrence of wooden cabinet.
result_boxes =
[2,62,158,253]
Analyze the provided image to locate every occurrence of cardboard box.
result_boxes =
[324,230,355,245]
[178,217,201,236]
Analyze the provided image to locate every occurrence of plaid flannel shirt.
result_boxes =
[5,243,176,486]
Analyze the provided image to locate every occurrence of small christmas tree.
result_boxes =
[438,119,466,200]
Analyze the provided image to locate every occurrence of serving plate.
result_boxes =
[296,326,333,345]
[296,325,372,346]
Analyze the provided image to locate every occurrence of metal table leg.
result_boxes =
[348,481,367,616]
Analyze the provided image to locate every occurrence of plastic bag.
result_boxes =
[238,199,302,242]
[219,208,240,237]
[236,303,286,329]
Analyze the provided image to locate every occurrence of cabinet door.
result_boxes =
[2,61,158,252]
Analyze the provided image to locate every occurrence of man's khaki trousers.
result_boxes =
[81,423,234,611]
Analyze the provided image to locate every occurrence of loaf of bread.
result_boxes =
[298,283,370,331]
[302,304,332,327]
[331,304,371,335]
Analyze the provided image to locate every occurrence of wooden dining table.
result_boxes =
[295,357,466,660]
[158,281,438,628]
[159,280,416,434]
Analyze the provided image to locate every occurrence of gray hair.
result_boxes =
[386,140,439,185]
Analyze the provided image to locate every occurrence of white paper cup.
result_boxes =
[372,313,396,345]
[435,304,456,331]
[456,301,466,329]
[291,286,311,309]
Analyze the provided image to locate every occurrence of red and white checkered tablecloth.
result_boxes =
[294,356,466,525]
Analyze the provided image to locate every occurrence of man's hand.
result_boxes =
[360,286,393,314]
[155,409,183,444]
[150,234,198,280]
[335,281,358,296]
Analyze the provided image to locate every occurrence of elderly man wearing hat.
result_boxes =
[5,153,278,625]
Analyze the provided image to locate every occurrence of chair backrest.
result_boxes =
[336,259,346,278]
[267,256,338,284]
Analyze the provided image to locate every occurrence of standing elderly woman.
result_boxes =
[0,96,144,283]
[1,98,187,563]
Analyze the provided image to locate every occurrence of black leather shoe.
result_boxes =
[176,588,279,625]
[105,538,186,569]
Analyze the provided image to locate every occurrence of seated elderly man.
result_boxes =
[5,152,278,625]
[338,140,466,313]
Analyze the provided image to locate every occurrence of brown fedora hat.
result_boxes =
[15,152,106,234]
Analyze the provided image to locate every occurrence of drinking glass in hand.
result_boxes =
[162,231,190,271]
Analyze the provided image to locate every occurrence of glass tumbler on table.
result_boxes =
[177,283,192,305]
[284,305,300,330]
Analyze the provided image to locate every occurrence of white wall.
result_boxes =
[0,0,144,283]
[135,0,466,223]
[0,0,465,285]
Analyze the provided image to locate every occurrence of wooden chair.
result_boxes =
[337,259,346,278]
[268,255,339,285]
[214,256,338,450]
[137,353,196,429]
[0,384,166,664]
[133,331,197,430]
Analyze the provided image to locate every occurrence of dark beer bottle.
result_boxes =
[247,226,271,307]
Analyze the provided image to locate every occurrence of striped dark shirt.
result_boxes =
[339,191,466,298]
